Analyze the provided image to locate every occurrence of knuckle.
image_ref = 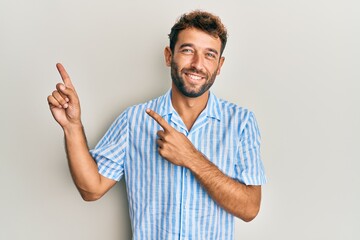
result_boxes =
[52,91,66,103]
[160,149,167,156]
[47,96,53,104]
[66,87,73,93]
[56,83,63,89]
[48,96,58,106]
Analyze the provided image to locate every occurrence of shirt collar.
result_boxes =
[155,89,221,121]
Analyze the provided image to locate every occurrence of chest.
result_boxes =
[126,118,239,178]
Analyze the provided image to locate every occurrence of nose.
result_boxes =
[190,52,204,71]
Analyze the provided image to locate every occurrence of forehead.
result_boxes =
[175,28,222,52]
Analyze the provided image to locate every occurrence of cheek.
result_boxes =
[175,55,194,66]
[205,62,220,74]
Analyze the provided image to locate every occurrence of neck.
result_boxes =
[171,84,209,131]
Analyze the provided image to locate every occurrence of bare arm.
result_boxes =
[47,63,116,201]
[146,109,262,222]
[63,123,116,201]
[187,152,261,222]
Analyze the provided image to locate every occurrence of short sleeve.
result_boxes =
[89,111,128,181]
[235,111,267,185]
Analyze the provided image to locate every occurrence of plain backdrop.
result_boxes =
[1,0,359,239]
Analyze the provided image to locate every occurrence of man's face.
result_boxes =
[165,28,225,98]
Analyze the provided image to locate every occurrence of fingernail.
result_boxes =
[65,98,69,102]
[63,103,68,108]
[60,84,65,90]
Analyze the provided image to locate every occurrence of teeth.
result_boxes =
[187,74,202,80]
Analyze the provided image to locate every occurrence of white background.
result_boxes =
[1,0,359,239]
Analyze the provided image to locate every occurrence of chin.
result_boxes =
[181,87,207,98]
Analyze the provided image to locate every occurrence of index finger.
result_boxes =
[146,109,173,132]
[56,63,75,90]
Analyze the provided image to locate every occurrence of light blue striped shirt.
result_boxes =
[90,90,266,240]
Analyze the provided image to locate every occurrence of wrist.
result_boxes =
[185,151,208,172]
[63,122,84,135]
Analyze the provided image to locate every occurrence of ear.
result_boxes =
[164,46,172,67]
[216,56,225,75]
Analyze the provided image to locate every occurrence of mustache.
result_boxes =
[181,67,207,76]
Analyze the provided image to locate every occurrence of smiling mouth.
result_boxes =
[185,73,205,81]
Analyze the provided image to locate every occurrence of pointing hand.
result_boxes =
[146,109,201,167]
[47,63,81,129]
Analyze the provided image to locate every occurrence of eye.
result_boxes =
[206,52,216,59]
[181,48,193,54]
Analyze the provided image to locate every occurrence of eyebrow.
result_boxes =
[179,43,219,56]
[179,43,194,49]
[206,48,219,56]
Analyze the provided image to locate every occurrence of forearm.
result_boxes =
[187,153,261,222]
[63,123,103,199]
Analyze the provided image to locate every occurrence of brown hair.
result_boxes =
[168,10,228,55]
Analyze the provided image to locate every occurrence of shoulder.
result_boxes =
[216,96,253,121]
[213,95,258,134]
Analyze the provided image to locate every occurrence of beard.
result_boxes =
[170,60,218,98]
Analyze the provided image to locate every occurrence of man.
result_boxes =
[47,10,266,239]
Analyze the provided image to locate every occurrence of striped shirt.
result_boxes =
[90,90,266,240]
